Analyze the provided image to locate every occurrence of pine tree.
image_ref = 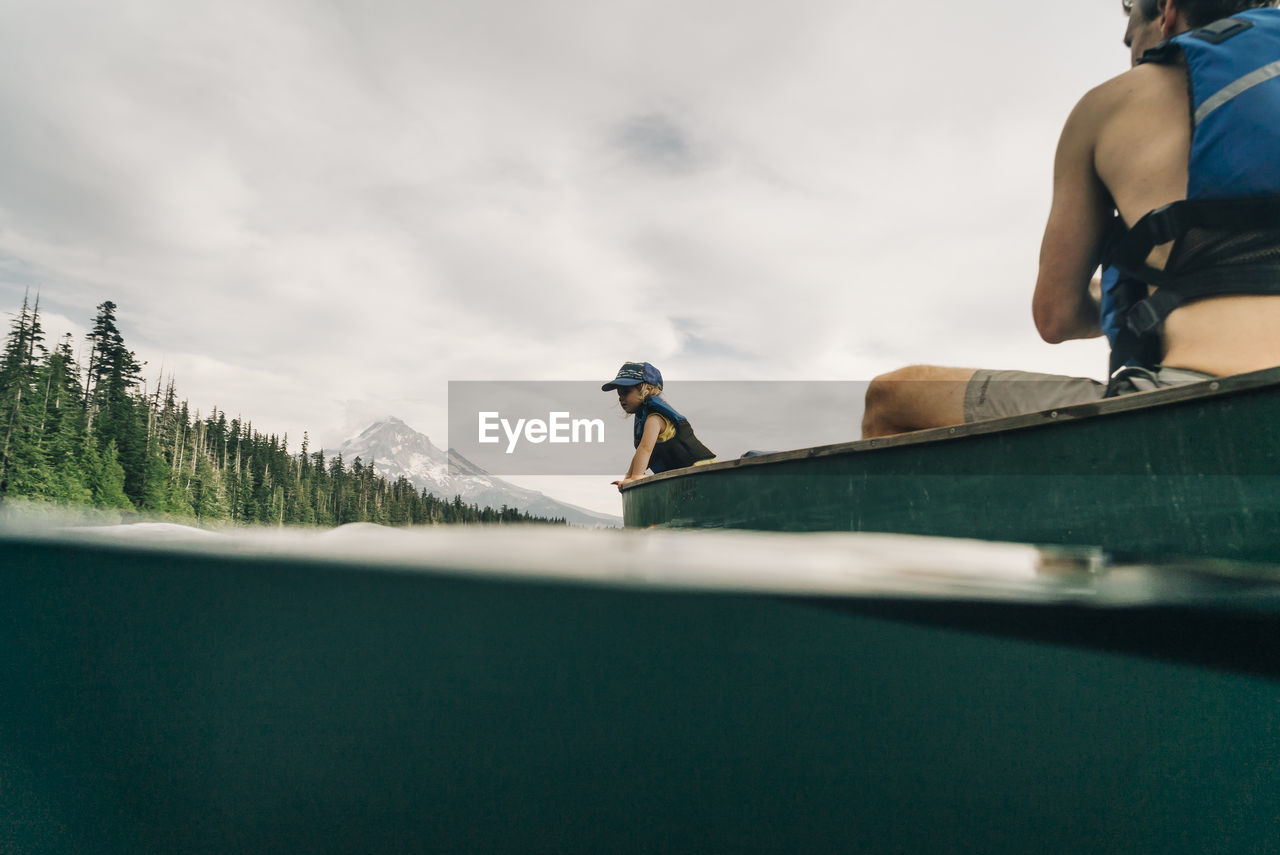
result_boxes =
[84,301,146,504]
[35,334,91,504]
[0,294,47,495]
[190,450,228,522]
[139,443,174,514]
[236,453,258,521]
[86,437,132,510]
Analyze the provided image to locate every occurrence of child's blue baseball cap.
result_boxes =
[602,361,663,391]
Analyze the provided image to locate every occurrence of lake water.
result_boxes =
[3,509,1278,853]
[4,506,1280,607]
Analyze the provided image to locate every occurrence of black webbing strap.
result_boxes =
[1127,265,1280,335]
[1107,274,1163,375]
[1110,196,1280,274]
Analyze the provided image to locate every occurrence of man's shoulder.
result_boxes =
[1084,62,1183,109]
[1066,62,1186,136]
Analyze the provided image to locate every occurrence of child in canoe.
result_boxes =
[602,361,715,490]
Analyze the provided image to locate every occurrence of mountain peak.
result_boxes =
[337,417,619,527]
[351,417,440,452]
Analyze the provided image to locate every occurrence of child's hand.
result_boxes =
[611,477,634,492]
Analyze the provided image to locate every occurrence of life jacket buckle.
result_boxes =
[1143,203,1185,247]
[1126,300,1164,336]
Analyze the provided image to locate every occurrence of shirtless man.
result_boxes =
[862,0,1280,438]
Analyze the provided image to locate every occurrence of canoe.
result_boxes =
[621,366,1280,561]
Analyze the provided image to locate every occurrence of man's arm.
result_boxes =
[1032,88,1117,343]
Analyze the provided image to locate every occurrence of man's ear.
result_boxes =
[1159,0,1188,37]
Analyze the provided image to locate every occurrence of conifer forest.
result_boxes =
[0,297,563,526]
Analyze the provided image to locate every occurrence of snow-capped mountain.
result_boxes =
[331,417,620,527]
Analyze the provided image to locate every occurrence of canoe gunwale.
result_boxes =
[619,365,1280,490]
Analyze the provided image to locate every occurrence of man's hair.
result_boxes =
[1127,0,1278,28]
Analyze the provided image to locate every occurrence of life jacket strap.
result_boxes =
[1126,264,1280,337]
[1125,288,1184,337]
[1110,196,1280,274]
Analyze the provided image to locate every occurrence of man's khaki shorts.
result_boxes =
[963,366,1216,423]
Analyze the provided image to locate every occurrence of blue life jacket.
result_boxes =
[634,396,715,474]
[1101,8,1280,373]
[1097,260,1128,357]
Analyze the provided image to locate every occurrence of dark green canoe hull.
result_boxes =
[623,368,1280,561]
[2,537,1278,854]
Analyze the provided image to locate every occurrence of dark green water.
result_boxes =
[2,520,1278,854]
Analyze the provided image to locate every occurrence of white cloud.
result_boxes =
[0,0,1133,513]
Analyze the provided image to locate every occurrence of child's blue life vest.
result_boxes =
[633,396,715,474]
[1101,8,1280,373]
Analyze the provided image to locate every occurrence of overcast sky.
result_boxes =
[0,0,1132,515]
